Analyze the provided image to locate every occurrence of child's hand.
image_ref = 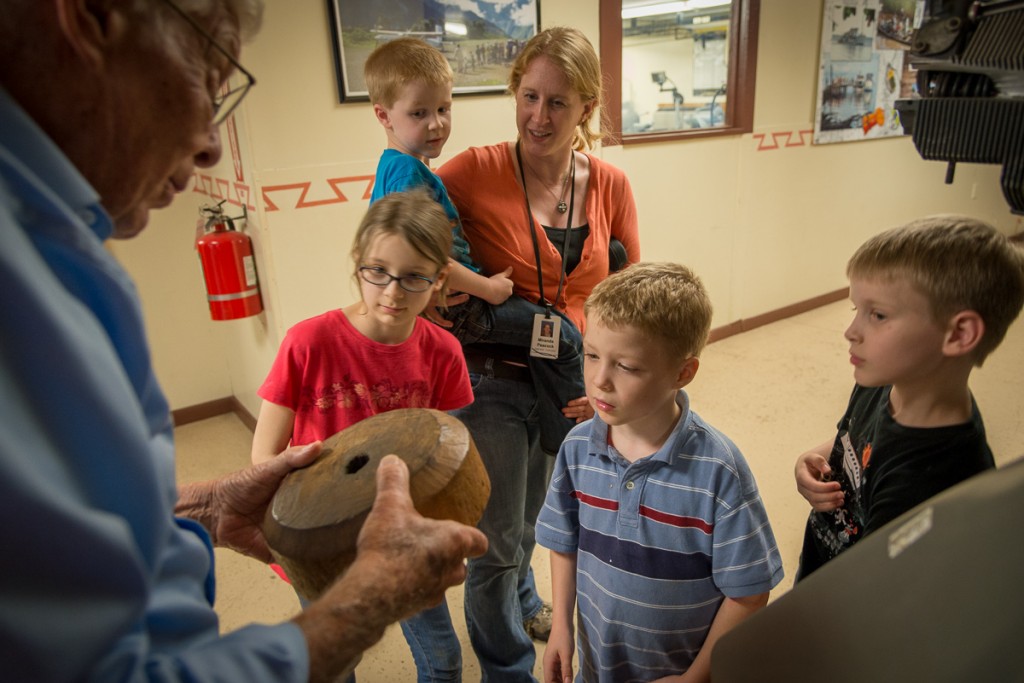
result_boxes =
[482,267,514,305]
[795,451,844,511]
[542,621,575,683]
[562,395,593,423]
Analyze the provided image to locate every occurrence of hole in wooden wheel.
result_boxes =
[345,454,370,474]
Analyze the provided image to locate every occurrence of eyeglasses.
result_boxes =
[157,0,256,125]
[359,266,435,293]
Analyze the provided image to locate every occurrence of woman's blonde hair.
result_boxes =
[508,26,605,151]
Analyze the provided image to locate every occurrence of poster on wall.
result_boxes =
[326,0,540,102]
[813,0,924,144]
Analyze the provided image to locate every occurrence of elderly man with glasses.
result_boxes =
[0,2,487,682]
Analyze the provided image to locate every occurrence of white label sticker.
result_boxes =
[243,255,258,287]
[887,507,933,559]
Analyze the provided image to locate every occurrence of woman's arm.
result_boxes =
[607,163,641,264]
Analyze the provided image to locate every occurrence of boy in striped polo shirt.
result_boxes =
[538,262,783,683]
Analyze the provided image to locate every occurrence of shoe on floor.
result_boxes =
[523,602,552,642]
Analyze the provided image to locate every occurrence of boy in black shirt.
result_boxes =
[795,215,1024,579]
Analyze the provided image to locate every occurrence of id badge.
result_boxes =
[530,313,561,359]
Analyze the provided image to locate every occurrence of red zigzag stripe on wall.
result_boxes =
[191,174,377,212]
[752,129,814,151]
[261,176,376,211]
[192,174,254,210]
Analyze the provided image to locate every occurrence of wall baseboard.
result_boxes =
[169,288,850,430]
[172,396,256,431]
[708,287,849,344]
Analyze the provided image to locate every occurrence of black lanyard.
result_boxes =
[515,140,575,316]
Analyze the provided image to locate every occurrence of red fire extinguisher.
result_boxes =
[195,201,263,320]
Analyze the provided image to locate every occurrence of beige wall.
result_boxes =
[113,0,1019,414]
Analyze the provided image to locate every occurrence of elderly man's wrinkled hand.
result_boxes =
[353,454,488,618]
[209,441,322,562]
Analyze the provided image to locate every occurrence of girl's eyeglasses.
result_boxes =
[358,266,435,293]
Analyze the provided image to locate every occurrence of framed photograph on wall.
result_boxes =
[326,0,540,102]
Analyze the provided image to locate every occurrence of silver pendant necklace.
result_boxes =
[526,151,574,214]
[556,169,570,213]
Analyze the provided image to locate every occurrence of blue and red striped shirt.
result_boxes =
[537,390,783,682]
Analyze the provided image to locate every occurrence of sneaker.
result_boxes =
[523,602,553,642]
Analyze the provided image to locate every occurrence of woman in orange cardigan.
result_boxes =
[437,26,640,682]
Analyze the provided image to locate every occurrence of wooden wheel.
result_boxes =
[263,408,490,601]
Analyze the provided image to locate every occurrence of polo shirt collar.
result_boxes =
[589,390,693,465]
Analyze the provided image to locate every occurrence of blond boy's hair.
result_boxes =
[585,262,713,360]
[364,37,453,107]
[351,189,453,303]
[847,214,1024,365]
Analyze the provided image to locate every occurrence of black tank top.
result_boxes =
[542,224,590,274]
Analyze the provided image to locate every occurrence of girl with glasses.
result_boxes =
[250,188,473,681]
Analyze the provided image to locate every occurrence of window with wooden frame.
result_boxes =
[600,0,761,145]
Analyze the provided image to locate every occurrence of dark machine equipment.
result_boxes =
[895,0,1024,214]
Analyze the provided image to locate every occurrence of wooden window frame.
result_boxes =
[599,0,761,145]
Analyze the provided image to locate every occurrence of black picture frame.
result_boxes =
[326,0,541,102]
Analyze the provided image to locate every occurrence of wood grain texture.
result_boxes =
[263,409,490,600]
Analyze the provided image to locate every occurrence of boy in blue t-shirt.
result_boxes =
[365,37,589,456]
[538,262,784,682]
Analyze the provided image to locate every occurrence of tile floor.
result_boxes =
[174,299,1024,682]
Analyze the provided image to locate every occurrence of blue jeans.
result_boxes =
[399,600,462,682]
[444,295,583,455]
[451,368,550,682]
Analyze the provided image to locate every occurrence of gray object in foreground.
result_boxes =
[712,456,1024,683]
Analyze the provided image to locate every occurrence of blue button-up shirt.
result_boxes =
[0,87,308,682]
